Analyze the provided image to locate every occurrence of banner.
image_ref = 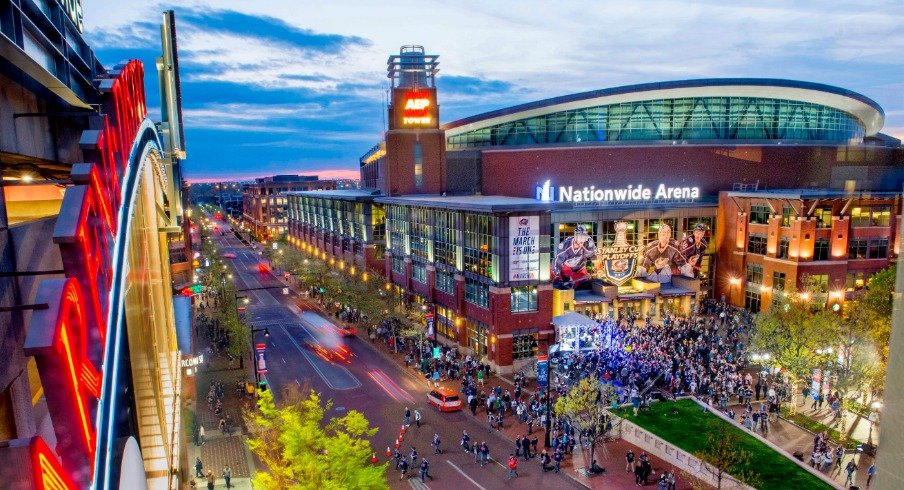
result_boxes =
[255,343,267,374]
[537,355,549,388]
[425,313,435,340]
[509,216,540,281]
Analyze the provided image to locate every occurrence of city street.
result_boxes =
[209,218,586,489]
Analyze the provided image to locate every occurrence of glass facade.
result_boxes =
[512,332,539,360]
[465,318,488,357]
[511,286,538,312]
[435,269,455,295]
[465,277,489,308]
[463,214,496,278]
[447,97,865,149]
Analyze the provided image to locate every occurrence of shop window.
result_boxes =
[512,332,539,360]
[747,234,767,255]
[436,305,455,339]
[465,277,489,308]
[749,204,770,224]
[814,239,830,260]
[465,318,488,357]
[511,286,538,313]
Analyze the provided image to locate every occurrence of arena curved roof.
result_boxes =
[442,78,884,148]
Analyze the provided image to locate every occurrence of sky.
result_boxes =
[82,0,904,182]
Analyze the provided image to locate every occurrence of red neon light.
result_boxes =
[32,436,77,490]
[80,361,101,399]
[60,319,95,460]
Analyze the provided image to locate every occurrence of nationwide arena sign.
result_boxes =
[536,180,700,204]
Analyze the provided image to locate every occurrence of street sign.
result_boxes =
[255,343,267,374]
[433,346,441,359]
[537,355,549,388]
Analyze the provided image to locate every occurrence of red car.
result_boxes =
[335,325,357,337]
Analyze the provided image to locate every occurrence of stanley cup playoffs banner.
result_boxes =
[551,221,708,289]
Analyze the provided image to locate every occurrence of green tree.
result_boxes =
[750,282,835,414]
[246,388,387,490]
[554,377,614,472]
[831,304,884,438]
[861,264,895,362]
[695,422,761,489]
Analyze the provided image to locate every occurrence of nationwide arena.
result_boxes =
[288,46,903,372]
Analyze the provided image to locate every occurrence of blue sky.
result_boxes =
[83,0,904,182]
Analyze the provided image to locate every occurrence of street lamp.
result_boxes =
[728,276,740,304]
[867,401,881,446]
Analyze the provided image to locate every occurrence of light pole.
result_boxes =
[867,401,881,447]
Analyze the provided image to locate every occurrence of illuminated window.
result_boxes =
[511,286,538,312]
[512,332,539,360]
[747,234,767,255]
[435,270,455,295]
[814,207,833,228]
[414,142,423,189]
[778,237,789,259]
[464,318,488,357]
[781,205,796,227]
[749,204,769,224]
[745,264,763,284]
[772,271,786,291]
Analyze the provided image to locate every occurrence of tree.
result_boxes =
[695,423,760,489]
[861,264,895,362]
[246,388,388,490]
[750,281,835,414]
[831,303,884,439]
[554,377,614,472]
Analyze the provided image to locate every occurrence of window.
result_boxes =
[746,264,763,285]
[851,206,891,227]
[434,210,460,267]
[848,239,868,259]
[412,262,427,283]
[414,142,423,189]
[744,288,761,313]
[463,214,495,278]
[747,234,767,255]
[814,207,833,228]
[391,256,405,274]
[781,205,796,227]
[772,271,786,291]
[435,305,455,339]
[814,239,830,261]
[409,207,431,261]
[512,332,539,360]
[435,270,455,295]
[845,272,869,291]
[465,277,489,308]
[465,318,488,357]
[644,219,677,244]
[868,238,889,259]
[510,286,538,312]
[778,237,789,259]
[599,220,638,246]
[749,204,770,224]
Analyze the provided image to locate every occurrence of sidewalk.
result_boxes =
[183,304,258,490]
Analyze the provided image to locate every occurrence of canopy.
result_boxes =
[552,311,598,329]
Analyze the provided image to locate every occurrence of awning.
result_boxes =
[552,311,598,328]
[573,289,612,304]
[618,292,655,301]
[173,295,192,354]
[659,284,695,297]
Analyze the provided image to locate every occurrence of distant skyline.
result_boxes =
[83,0,904,181]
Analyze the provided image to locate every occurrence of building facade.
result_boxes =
[291,45,903,372]
[0,8,188,490]
[716,190,901,312]
[242,175,335,240]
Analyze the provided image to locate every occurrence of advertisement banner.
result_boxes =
[426,313,435,340]
[509,216,540,281]
[537,355,549,388]
[255,343,267,374]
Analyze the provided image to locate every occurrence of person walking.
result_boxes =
[415,409,422,428]
[410,447,418,465]
[508,454,519,479]
[405,407,411,426]
[479,441,490,467]
[834,446,844,469]
[399,457,410,480]
[419,458,433,481]
[845,460,858,486]
[867,463,876,486]
[461,430,470,452]
[432,433,441,454]
[222,465,232,489]
[554,448,563,473]
[195,457,204,478]
[205,470,215,490]
[198,425,206,446]
[626,449,635,473]
[521,435,532,460]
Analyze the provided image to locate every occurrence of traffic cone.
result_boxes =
[401,425,406,434]
[386,446,392,457]
[398,433,404,442]
[371,452,377,464]
[395,439,401,449]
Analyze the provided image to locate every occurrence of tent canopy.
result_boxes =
[552,311,598,329]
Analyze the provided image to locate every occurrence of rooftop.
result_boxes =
[289,189,381,201]
[725,189,903,200]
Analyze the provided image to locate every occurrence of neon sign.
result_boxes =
[402,91,433,126]
[23,59,148,488]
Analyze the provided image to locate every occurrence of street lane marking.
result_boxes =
[281,357,286,364]
[279,324,361,390]
[445,460,488,490]
[295,379,300,386]
[408,478,431,489]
